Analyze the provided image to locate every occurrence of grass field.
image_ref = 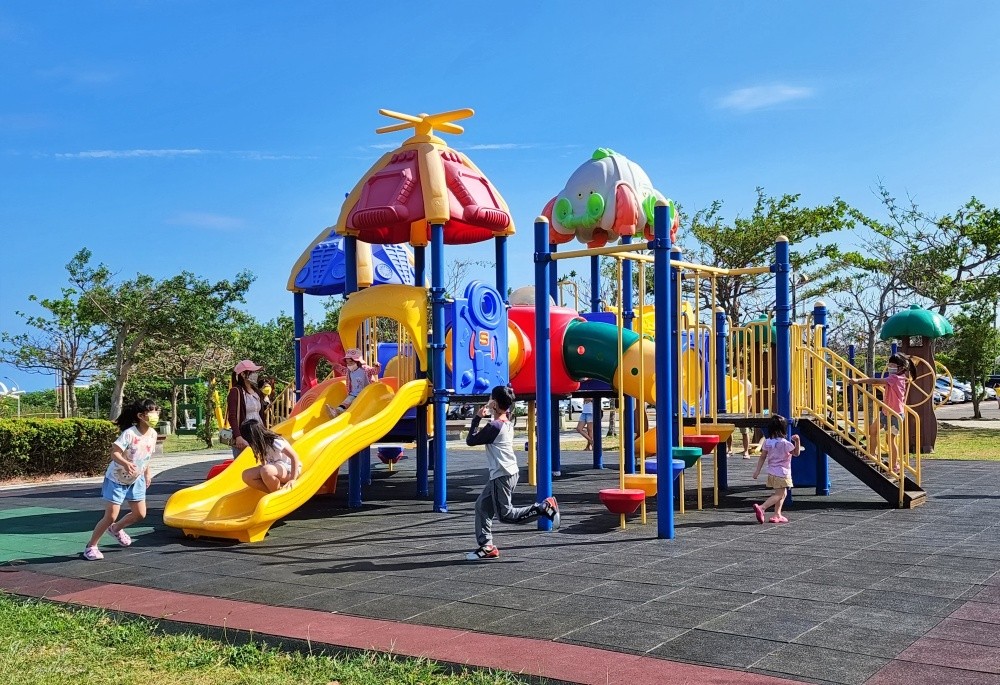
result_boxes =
[0,595,533,685]
[161,433,222,454]
[925,426,1000,460]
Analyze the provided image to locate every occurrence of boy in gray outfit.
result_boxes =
[465,385,559,561]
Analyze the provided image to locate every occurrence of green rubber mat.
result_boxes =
[0,507,153,562]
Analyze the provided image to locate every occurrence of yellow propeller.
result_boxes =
[376,108,475,138]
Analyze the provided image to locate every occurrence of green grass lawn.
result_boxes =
[161,433,223,454]
[925,426,1000,460]
[0,595,534,685]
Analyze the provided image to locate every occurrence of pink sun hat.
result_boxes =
[343,348,364,363]
[234,360,263,375]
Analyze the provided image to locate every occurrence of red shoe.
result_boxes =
[465,544,500,561]
[753,503,764,524]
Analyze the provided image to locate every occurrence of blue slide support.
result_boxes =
[430,224,449,512]
[414,246,429,498]
[715,307,729,490]
[293,292,304,401]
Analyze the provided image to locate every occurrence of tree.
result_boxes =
[826,250,907,376]
[231,311,297,384]
[852,189,1000,315]
[0,288,108,417]
[945,300,1000,419]
[445,258,492,299]
[684,188,854,325]
[66,249,253,419]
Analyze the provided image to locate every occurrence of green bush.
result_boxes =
[0,418,118,480]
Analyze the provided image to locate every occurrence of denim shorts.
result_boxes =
[879,412,901,435]
[102,475,147,504]
[579,412,593,422]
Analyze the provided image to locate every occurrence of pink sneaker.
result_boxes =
[752,503,765,524]
[769,515,789,524]
[106,525,132,547]
[83,546,104,561]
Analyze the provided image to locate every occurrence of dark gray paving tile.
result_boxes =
[686,571,778,593]
[651,629,784,669]
[512,572,608,595]
[794,621,919,659]
[560,617,687,653]
[463,585,569,611]
[845,589,965,617]
[755,579,862,603]
[835,605,945,636]
[897,564,997,585]
[482,608,595,640]
[583,580,680,602]
[871,575,975,600]
[755,642,888,684]
[281,588,385,612]
[663,585,758,611]
[347,594,451,621]
[700,605,822,642]
[539,592,639,619]
[409,601,518,630]
[227,581,326,606]
[748,595,848,621]
[619,601,729,629]
[405,579,494,601]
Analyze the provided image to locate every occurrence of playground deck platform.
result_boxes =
[2,449,1000,685]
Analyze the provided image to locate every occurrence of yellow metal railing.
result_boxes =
[791,330,922,506]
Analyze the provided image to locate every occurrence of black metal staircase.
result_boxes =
[796,418,927,508]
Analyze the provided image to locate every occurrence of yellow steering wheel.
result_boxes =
[908,357,952,408]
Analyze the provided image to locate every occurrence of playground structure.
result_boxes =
[164,108,935,544]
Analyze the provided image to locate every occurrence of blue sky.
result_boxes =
[2,2,999,392]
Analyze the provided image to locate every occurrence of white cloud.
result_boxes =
[53,148,310,160]
[56,148,206,159]
[36,65,120,87]
[464,143,536,151]
[166,212,245,231]
[717,84,815,112]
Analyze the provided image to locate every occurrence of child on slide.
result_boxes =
[326,348,380,418]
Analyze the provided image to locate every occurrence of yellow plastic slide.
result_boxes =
[163,379,431,543]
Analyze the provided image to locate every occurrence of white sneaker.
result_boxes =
[83,546,103,561]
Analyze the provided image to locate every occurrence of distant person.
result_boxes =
[326,348,380,419]
[227,359,272,457]
[83,399,159,560]
[576,399,595,450]
[849,353,915,473]
[240,419,301,493]
[751,414,802,524]
[464,385,560,560]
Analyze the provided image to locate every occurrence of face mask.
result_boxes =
[247,372,260,384]
[887,365,899,375]
[145,412,159,428]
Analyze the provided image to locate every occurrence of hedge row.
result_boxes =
[0,418,118,480]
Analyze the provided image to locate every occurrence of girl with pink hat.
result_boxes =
[226,359,272,457]
[326,348,380,419]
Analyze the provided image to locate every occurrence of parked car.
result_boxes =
[934,378,966,404]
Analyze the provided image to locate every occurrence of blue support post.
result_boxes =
[549,241,561,476]
[345,237,363,509]
[430,225,449,512]
[293,292,304,400]
[362,446,371,485]
[622,236,636,475]
[534,218,554,531]
[891,342,898,356]
[773,237,793,506]
[652,203,675,539]
[814,301,831,495]
[715,307,729,490]
[592,401,604,470]
[414,246,429,497]
[496,237,508,303]
[668,246,684,448]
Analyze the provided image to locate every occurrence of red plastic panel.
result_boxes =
[346,150,423,244]
[508,305,582,395]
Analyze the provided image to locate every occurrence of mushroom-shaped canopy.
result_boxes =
[880,304,954,341]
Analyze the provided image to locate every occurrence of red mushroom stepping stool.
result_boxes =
[682,434,720,510]
[599,488,646,527]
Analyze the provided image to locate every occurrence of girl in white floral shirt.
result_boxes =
[83,399,159,560]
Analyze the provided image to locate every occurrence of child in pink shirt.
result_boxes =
[751,414,802,524]
[849,353,914,473]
